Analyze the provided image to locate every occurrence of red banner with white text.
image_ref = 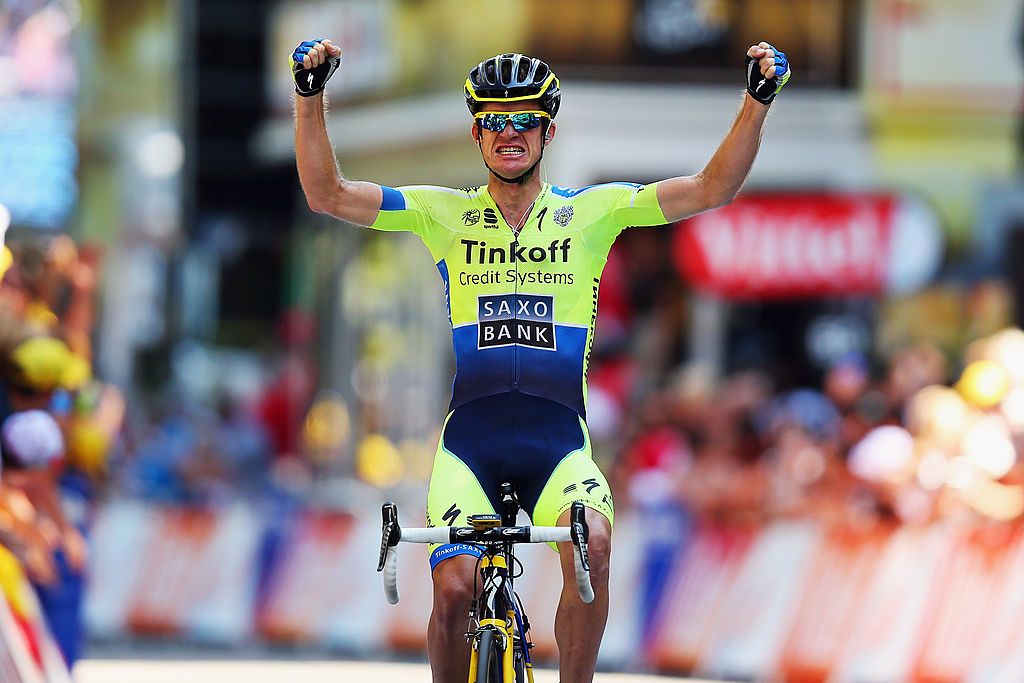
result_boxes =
[672,193,941,299]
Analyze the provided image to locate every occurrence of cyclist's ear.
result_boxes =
[471,122,481,145]
[544,122,556,145]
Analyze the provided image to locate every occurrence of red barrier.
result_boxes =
[831,526,947,683]
[965,524,1024,681]
[126,507,218,636]
[697,521,819,679]
[912,524,1019,683]
[383,541,432,653]
[648,523,756,673]
[777,525,890,683]
[81,501,1024,679]
[123,505,260,642]
[259,511,356,642]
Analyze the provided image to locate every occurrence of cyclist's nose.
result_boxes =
[497,121,520,138]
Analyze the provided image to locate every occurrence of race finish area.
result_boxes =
[75,659,725,683]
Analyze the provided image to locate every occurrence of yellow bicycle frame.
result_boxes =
[467,555,532,682]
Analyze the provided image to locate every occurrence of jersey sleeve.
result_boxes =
[367,186,453,261]
[579,183,668,257]
[608,182,667,228]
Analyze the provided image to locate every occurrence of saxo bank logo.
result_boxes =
[478,294,556,351]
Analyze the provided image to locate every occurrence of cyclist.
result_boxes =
[292,40,790,682]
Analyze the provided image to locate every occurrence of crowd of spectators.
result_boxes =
[0,233,120,668]
[589,232,1024,531]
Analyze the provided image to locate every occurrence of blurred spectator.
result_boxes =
[254,310,317,461]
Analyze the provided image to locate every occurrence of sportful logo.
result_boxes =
[462,209,480,226]
[483,207,499,229]
[553,205,574,227]
[478,294,556,351]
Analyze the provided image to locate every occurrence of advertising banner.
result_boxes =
[83,501,1024,679]
[673,193,942,299]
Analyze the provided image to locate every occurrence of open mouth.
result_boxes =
[497,145,525,158]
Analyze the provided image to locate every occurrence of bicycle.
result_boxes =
[377,482,594,682]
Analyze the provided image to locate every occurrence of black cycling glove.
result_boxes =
[745,43,791,105]
[291,39,341,97]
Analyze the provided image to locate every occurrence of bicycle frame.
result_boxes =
[378,486,592,683]
[467,550,530,683]
[466,484,535,682]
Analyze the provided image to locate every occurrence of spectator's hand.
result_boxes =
[62,526,88,572]
[23,542,57,586]
[291,39,342,97]
[68,260,97,294]
[745,42,791,105]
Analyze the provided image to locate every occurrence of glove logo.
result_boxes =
[308,72,314,88]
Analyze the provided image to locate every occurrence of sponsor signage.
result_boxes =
[673,193,943,300]
[478,294,556,350]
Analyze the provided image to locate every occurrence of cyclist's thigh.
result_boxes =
[531,419,614,530]
[426,411,496,569]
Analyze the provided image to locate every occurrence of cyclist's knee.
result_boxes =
[584,517,611,585]
[558,508,611,587]
[431,557,476,623]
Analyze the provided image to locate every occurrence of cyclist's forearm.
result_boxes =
[295,93,345,214]
[694,94,770,209]
[294,95,382,225]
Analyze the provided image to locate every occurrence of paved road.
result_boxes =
[74,659,717,682]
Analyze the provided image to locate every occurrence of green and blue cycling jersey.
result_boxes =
[369,182,666,419]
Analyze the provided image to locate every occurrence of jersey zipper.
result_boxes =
[493,186,548,394]
[511,238,520,393]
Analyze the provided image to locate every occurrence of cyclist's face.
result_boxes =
[472,100,554,178]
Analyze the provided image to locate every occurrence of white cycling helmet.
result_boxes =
[1,409,65,469]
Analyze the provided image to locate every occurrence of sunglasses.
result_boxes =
[474,110,550,133]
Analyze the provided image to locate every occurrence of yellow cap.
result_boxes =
[66,418,112,477]
[9,336,92,393]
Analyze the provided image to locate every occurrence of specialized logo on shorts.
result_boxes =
[462,209,480,226]
[442,503,461,526]
[478,294,556,350]
[553,205,574,227]
[483,207,499,229]
[565,478,601,496]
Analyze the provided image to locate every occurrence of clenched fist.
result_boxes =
[745,42,791,105]
[291,38,342,97]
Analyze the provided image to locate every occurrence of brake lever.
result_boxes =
[377,502,401,572]
[569,502,590,572]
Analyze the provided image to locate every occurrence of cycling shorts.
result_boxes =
[425,393,614,569]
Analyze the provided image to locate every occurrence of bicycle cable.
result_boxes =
[510,551,525,579]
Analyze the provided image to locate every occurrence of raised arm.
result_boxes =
[655,42,791,223]
[292,39,383,226]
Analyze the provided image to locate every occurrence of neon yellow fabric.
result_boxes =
[370,182,665,417]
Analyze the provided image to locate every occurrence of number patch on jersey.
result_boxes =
[478,294,556,351]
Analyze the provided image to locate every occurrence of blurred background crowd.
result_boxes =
[1,0,1024,679]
